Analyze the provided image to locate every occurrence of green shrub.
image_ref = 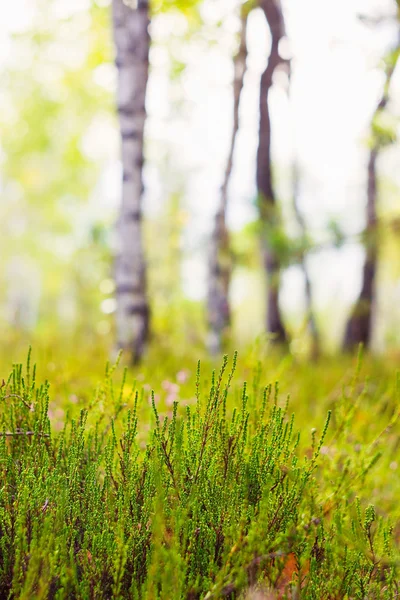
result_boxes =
[0,350,398,599]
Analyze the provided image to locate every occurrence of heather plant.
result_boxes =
[0,350,399,599]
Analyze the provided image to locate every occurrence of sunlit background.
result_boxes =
[1,0,400,352]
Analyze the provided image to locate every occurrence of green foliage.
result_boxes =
[151,0,201,21]
[326,219,346,249]
[0,0,113,331]
[0,349,399,598]
[370,110,398,148]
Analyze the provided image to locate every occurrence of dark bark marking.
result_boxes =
[116,284,143,294]
[122,129,139,140]
[127,305,148,316]
[125,210,142,221]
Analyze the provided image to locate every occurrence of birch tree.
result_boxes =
[207,6,249,354]
[112,0,150,363]
[256,0,288,343]
[343,37,400,351]
[292,164,320,357]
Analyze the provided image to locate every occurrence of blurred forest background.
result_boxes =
[1,0,400,363]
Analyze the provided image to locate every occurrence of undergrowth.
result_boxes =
[0,350,399,599]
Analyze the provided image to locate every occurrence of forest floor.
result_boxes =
[1,337,400,598]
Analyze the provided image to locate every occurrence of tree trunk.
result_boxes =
[112,0,150,363]
[284,18,319,357]
[207,8,248,354]
[257,0,288,344]
[292,163,320,358]
[343,151,378,351]
[343,43,399,351]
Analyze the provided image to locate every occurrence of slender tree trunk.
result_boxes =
[343,152,378,351]
[112,0,150,363]
[283,24,319,357]
[257,0,288,344]
[207,8,248,354]
[343,44,399,351]
[292,163,320,358]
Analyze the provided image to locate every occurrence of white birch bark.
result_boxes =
[112,0,150,363]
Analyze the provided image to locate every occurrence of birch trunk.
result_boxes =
[292,163,320,358]
[207,8,248,354]
[112,0,150,363]
[257,0,287,344]
[343,43,399,351]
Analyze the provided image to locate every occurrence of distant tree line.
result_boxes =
[112,0,400,363]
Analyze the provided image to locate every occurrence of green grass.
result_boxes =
[0,347,400,598]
